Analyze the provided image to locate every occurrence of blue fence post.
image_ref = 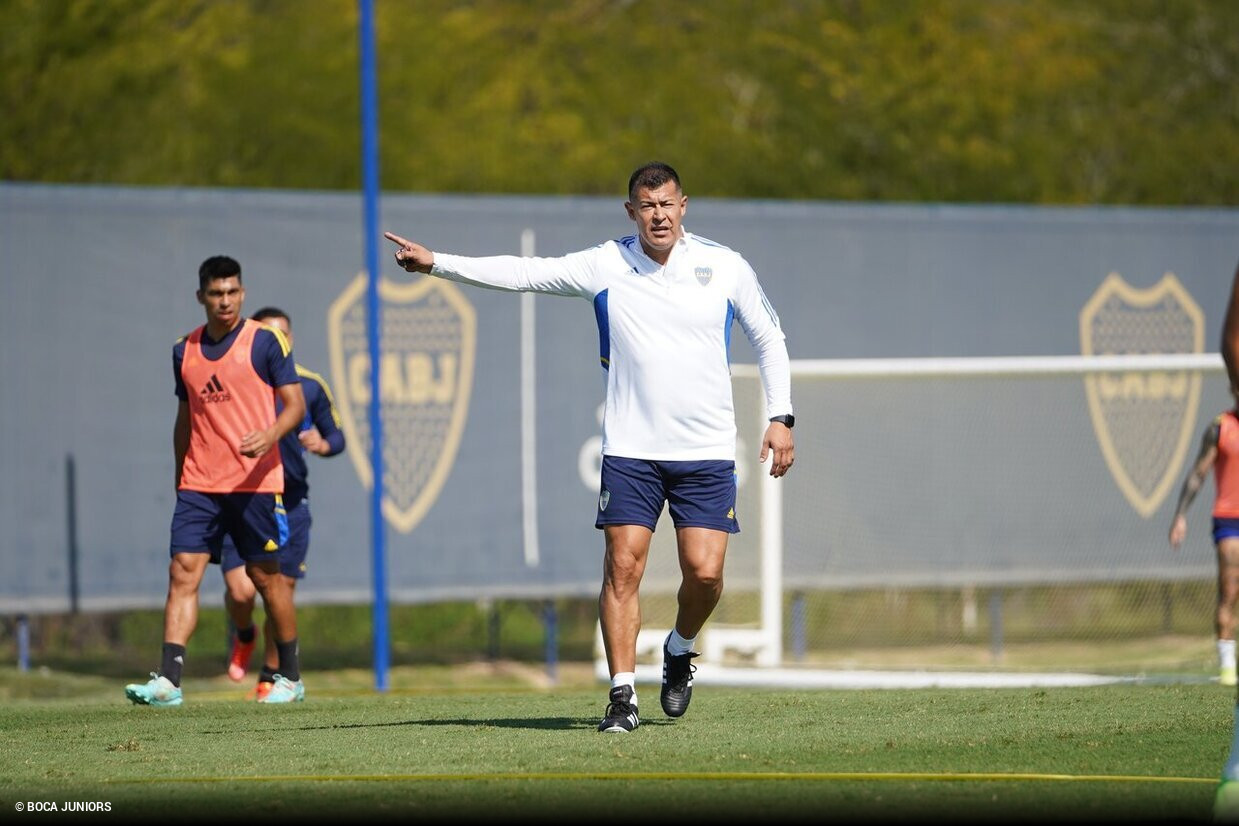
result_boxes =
[66,454,79,615]
[791,591,806,662]
[989,589,1004,663]
[17,614,29,672]
[543,600,558,684]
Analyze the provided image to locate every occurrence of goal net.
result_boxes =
[597,353,1230,681]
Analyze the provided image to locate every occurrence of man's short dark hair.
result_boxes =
[628,162,681,201]
[252,306,290,326]
[198,256,241,291]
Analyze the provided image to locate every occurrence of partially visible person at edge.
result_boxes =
[383,161,795,734]
[1168,389,1239,686]
[125,256,307,706]
[1227,264,1239,394]
[1215,259,1239,823]
[216,307,345,700]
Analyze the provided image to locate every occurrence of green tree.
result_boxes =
[2,0,1236,204]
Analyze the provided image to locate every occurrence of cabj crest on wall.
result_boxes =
[1079,272,1203,518]
[328,273,476,534]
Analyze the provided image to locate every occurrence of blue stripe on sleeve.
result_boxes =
[725,300,735,364]
[594,289,611,371]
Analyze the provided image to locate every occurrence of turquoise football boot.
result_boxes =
[258,674,305,704]
[124,673,183,707]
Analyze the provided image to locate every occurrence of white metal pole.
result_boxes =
[758,416,783,667]
[520,229,540,567]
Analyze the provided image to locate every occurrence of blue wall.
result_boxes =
[2,183,1236,611]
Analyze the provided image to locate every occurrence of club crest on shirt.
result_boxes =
[328,272,476,534]
[694,266,713,286]
[1079,271,1203,518]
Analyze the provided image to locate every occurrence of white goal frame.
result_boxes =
[595,352,1225,684]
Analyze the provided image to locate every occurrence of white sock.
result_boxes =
[611,672,636,706]
[667,629,695,656]
[1225,707,1239,781]
[1221,639,1237,671]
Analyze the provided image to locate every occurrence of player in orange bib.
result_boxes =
[215,307,346,701]
[125,255,307,707]
[1217,262,1239,821]
[1169,394,1239,687]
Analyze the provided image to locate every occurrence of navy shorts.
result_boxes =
[595,456,739,533]
[170,489,288,562]
[215,499,310,579]
[1215,517,1239,543]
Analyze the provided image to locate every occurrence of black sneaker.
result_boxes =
[660,640,699,718]
[597,685,639,733]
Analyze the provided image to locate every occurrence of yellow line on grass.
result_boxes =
[108,771,1218,785]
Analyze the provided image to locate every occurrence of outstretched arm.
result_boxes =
[1169,421,1220,549]
[384,229,597,296]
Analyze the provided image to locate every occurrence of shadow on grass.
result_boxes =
[199,716,672,733]
[407,716,672,730]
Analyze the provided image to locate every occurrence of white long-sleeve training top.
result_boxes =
[432,230,792,462]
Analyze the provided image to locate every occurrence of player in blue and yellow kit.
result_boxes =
[125,256,307,707]
[217,307,345,700]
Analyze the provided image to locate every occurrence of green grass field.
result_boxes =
[0,665,1230,823]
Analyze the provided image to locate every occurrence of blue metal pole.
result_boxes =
[358,0,388,693]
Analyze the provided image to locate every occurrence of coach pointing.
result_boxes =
[384,161,794,733]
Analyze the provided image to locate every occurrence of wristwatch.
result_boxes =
[769,414,795,429]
